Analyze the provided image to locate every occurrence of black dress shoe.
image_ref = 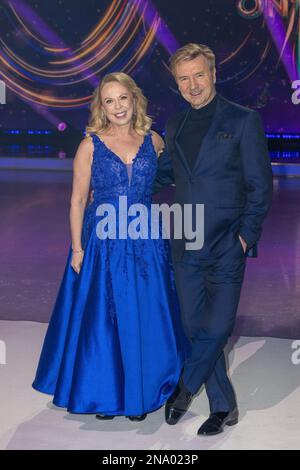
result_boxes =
[126,414,147,421]
[197,408,239,436]
[95,414,115,420]
[165,378,194,425]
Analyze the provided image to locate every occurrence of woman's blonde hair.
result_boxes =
[85,72,152,137]
[170,43,216,76]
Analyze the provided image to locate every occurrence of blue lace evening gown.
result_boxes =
[32,131,189,415]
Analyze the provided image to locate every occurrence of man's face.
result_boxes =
[174,55,216,109]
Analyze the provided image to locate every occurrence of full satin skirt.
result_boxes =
[32,210,189,415]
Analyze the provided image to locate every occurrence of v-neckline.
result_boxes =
[94,133,147,166]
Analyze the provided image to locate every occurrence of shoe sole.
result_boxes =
[95,415,115,420]
[126,417,147,421]
[198,418,238,436]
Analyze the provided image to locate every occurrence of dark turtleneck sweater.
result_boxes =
[178,93,218,171]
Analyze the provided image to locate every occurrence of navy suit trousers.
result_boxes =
[173,232,246,412]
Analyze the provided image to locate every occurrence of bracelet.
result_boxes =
[72,248,84,254]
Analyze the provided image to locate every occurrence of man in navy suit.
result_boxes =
[153,43,273,435]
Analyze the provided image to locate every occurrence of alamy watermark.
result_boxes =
[0,340,6,365]
[292,80,300,105]
[0,80,6,104]
[95,197,205,251]
[291,340,300,365]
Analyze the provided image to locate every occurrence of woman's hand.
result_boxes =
[71,251,84,274]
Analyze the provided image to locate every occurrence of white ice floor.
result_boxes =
[0,320,299,450]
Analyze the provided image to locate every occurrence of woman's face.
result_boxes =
[100,81,134,127]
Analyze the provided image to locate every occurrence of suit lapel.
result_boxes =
[193,95,228,169]
[174,108,192,176]
[173,94,229,174]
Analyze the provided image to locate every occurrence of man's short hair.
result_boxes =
[170,43,216,75]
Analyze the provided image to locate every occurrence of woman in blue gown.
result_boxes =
[32,72,189,420]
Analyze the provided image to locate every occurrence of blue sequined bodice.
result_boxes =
[90,131,157,205]
[81,131,158,248]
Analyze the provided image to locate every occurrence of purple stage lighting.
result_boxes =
[58,122,67,132]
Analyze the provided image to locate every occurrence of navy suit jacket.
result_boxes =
[153,94,273,262]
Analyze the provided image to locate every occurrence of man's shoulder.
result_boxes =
[220,95,257,119]
[164,96,259,132]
